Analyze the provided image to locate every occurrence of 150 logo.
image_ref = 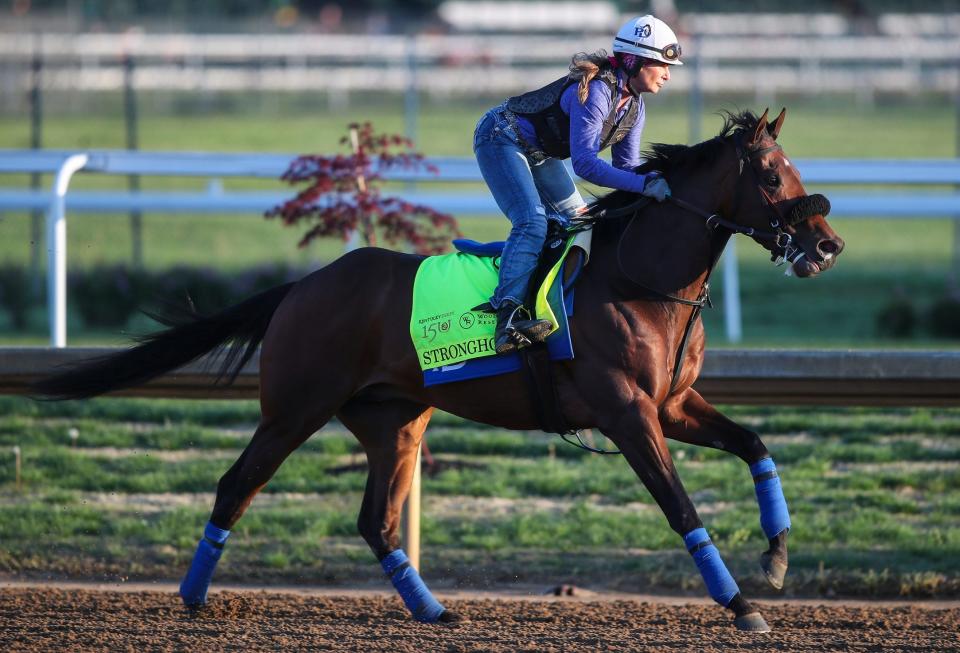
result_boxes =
[422,319,451,342]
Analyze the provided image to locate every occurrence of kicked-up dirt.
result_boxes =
[0,585,958,652]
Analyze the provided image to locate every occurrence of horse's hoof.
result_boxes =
[760,551,788,590]
[180,592,207,609]
[437,610,466,624]
[734,612,771,633]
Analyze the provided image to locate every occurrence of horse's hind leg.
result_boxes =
[602,396,770,632]
[179,411,329,606]
[661,388,790,590]
[337,397,458,624]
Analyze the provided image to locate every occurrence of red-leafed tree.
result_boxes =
[267,122,460,255]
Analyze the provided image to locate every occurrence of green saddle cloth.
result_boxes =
[410,239,573,370]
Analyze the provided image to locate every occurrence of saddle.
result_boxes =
[409,224,590,434]
[460,220,581,317]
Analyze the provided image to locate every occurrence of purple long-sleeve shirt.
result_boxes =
[516,68,648,193]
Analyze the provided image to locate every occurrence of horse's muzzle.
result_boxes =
[793,235,844,277]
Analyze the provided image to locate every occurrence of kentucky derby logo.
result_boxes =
[634,24,651,37]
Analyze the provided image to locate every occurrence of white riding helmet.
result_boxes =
[612,15,683,66]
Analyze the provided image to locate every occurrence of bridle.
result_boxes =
[670,133,805,269]
[593,130,832,296]
[728,134,806,267]
[577,129,831,399]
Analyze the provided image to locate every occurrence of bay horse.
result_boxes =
[34,109,844,632]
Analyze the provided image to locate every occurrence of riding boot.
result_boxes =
[494,301,553,355]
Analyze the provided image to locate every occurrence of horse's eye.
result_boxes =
[766,174,780,187]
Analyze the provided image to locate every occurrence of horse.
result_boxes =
[34,108,844,632]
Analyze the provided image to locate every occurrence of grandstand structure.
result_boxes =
[0,10,957,104]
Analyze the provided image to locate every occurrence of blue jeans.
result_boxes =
[473,103,585,309]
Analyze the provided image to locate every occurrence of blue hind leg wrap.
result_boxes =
[750,457,791,539]
[683,528,740,607]
[179,522,230,606]
[381,549,446,623]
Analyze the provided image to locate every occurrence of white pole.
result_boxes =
[46,154,88,348]
[12,446,21,492]
[723,237,743,343]
[402,444,422,571]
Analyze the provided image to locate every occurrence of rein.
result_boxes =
[559,131,830,455]
[613,198,713,307]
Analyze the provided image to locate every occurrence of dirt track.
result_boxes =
[1,586,958,652]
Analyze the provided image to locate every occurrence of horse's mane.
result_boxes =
[586,110,761,239]
[637,110,760,178]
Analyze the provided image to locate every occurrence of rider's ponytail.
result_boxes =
[568,50,610,104]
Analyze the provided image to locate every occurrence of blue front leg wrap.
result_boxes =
[683,527,740,607]
[381,549,446,623]
[750,457,791,539]
[179,522,230,606]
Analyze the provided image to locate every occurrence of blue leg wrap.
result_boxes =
[750,457,791,539]
[381,549,446,623]
[683,527,740,607]
[179,522,230,606]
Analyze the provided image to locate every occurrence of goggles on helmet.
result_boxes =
[614,37,682,63]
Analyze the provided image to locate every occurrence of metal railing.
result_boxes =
[2,149,960,347]
[4,347,959,407]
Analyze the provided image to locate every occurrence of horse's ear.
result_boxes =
[768,108,786,140]
[751,108,770,146]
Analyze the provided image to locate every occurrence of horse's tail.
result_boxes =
[32,282,295,400]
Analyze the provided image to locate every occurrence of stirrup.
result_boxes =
[504,304,551,346]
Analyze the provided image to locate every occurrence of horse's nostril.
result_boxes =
[818,239,842,257]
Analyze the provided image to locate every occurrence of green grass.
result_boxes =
[1,92,954,157]
[0,396,958,597]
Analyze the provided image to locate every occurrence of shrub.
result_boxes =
[232,263,308,299]
[0,265,33,330]
[49,264,317,332]
[153,266,235,315]
[267,122,460,255]
[928,294,960,338]
[875,296,915,338]
[69,265,151,328]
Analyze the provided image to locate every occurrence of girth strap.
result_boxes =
[521,343,571,435]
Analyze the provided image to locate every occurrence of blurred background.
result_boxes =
[0,0,958,347]
[1,1,959,600]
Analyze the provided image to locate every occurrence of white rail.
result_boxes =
[2,149,959,347]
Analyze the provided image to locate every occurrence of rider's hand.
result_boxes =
[641,173,671,202]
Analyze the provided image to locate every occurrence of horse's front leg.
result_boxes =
[660,388,790,590]
[602,394,771,632]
